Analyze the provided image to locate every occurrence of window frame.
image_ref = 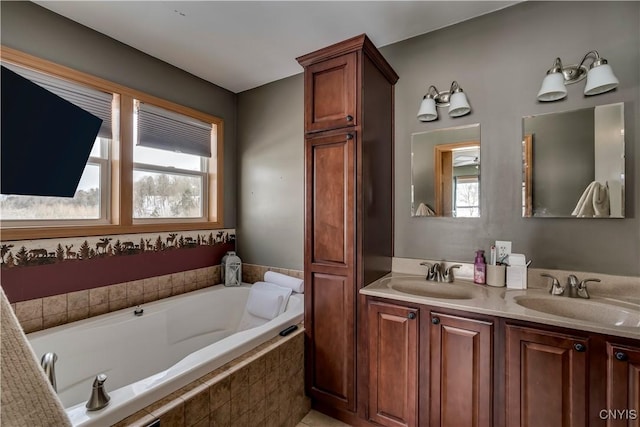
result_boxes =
[0,47,224,240]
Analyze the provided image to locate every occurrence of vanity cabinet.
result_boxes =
[605,342,640,423]
[429,312,494,427]
[367,300,418,427]
[505,324,589,427]
[298,34,398,420]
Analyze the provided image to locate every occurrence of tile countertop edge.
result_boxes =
[361,272,640,341]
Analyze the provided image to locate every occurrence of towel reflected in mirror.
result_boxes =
[571,181,610,217]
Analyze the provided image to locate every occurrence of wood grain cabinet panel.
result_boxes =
[506,324,589,427]
[430,312,493,427]
[605,343,640,427]
[306,133,354,267]
[368,301,418,427]
[304,53,356,133]
[307,272,355,409]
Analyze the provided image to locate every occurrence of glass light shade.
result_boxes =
[584,64,619,96]
[537,72,567,101]
[448,92,471,117]
[417,97,438,122]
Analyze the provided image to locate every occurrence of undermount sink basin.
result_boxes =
[514,296,640,328]
[381,276,482,300]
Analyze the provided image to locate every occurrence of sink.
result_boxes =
[380,276,482,300]
[514,296,640,328]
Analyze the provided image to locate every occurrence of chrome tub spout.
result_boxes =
[40,352,58,392]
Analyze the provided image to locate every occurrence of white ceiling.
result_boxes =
[35,1,518,93]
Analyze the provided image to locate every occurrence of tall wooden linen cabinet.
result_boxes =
[297,34,398,422]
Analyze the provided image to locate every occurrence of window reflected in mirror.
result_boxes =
[411,124,480,218]
[522,103,624,218]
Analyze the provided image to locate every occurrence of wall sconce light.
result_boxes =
[417,81,471,122]
[537,50,619,102]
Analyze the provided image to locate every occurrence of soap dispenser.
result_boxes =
[474,250,486,285]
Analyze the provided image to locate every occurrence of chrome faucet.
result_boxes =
[420,262,462,283]
[40,352,58,392]
[86,374,110,411]
[567,274,601,299]
[541,273,564,296]
[442,264,463,283]
[420,262,442,282]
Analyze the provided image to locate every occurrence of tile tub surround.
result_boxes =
[111,326,309,427]
[242,263,304,284]
[11,265,221,333]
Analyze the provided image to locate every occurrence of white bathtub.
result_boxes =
[27,284,304,427]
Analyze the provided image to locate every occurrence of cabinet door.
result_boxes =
[368,301,418,427]
[305,131,356,411]
[506,324,588,427]
[430,313,493,427]
[304,53,357,132]
[605,343,640,426]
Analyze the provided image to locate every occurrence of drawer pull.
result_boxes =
[346,115,353,121]
[615,351,629,361]
[346,133,354,140]
[573,343,586,352]
[431,317,440,325]
[408,312,416,320]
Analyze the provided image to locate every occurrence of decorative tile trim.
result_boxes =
[111,326,309,427]
[1,229,235,269]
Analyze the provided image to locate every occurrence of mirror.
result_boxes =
[411,124,480,217]
[522,103,624,218]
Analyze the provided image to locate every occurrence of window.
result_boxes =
[454,175,480,217]
[0,138,110,223]
[0,62,113,226]
[132,101,211,221]
[0,48,224,240]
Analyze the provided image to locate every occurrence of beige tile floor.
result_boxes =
[296,410,352,427]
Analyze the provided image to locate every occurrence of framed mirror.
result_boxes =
[522,102,624,218]
[411,123,480,217]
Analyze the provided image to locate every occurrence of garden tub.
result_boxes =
[27,284,304,426]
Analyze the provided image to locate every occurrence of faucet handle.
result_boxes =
[577,278,600,299]
[541,273,564,296]
[443,264,462,283]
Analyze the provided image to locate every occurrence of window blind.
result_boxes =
[2,62,113,139]
[136,102,212,158]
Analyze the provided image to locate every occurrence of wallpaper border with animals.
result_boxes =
[1,229,235,302]
[1,229,235,269]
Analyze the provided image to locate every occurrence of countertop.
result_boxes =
[360,272,640,340]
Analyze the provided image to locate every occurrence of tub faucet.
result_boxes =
[40,352,58,392]
[86,374,110,411]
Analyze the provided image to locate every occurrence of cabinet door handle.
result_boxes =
[408,312,416,320]
[346,133,354,140]
[573,343,586,352]
[615,351,629,361]
[346,115,353,122]
[431,317,440,325]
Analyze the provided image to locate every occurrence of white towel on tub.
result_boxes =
[237,282,292,332]
[264,271,304,293]
[246,282,292,320]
